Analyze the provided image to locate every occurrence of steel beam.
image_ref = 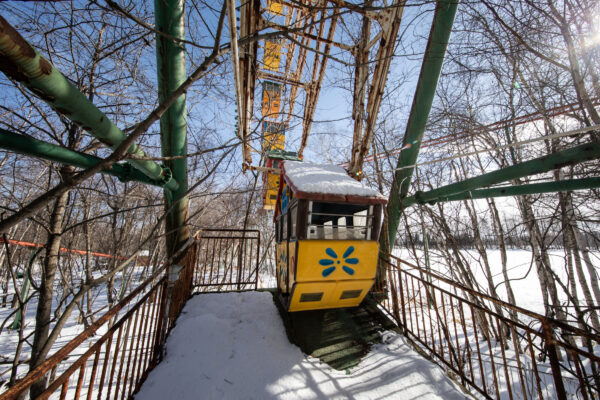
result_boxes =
[0,129,164,186]
[403,142,600,206]
[298,10,339,158]
[382,0,458,251]
[349,0,406,178]
[154,0,190,256]
[404,177,600,206]
[239,0,260,166]
[0,16,178,191]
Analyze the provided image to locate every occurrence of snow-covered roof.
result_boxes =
[282,161,387,204]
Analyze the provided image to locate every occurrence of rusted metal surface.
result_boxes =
[349,0,406,178]
[0,16,178,191]
[375,252,600,400]
[0,244,198,400]
[192,229,260,292]
[298,9,339,158]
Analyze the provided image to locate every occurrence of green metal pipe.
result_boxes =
[0,16,178,191]
[382,0,458,251]
[155,0,190,256]
[404,142,600,206]
[404,177,600,206]
[0,129,164,186]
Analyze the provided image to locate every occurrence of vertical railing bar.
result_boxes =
[135,292,152,388]
[106,325,123,400]
[405,273,414,334]
[255,234,260,289]
[509,323,528,400]
[494,316,514,400]
[440,292,453,369]
[417,278,427,344]
[143,286,160,372]
[207,238,216,288]
[427,282,436,355]
[59,376,69,400]
[458,301,474,384]
[410,276,421,339]
[86,348,101,400]
[97,333,113,400]
[113,315,133,400]
[120,307,140,400]
[397,263,407,328]
[128,299,147,398]
[483,316,501,399]
[542,321,568,400]
[470,304,487,395]
[569,350,590,400]
[237,235,244,289]
[151,280,168,366]
[526,331,544,400]
[74,362,86,399]
[216,237,224,289]
[450,296,463,376]
[436,290,445,366]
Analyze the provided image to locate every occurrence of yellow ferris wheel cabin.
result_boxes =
[274,161,387,312]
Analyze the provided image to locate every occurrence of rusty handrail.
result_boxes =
[0,268,167,399]
[383,251,600,340]
[377,252,600,400]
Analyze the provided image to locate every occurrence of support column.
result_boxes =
[381,0,458,252]
[155,0,190,257]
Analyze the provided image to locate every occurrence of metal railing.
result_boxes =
[0,244,198,400]
[376,253,600,400]
[192,229,260,292]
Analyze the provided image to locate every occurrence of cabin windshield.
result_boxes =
[307,202,373,240]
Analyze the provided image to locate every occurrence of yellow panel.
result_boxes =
[288,240,297,289]
[288,280,374,311]
[286,240,379,311]
[295,240,378,282]
[330,279,374,308]
[262,133,285,151]
[276,243,288,292]
[262,86,281,116]
[263,173,279,209]
[267,0,283,15]
[289,281,337,312]
[264,40,281,71]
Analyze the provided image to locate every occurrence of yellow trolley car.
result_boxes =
[274,161,387,312]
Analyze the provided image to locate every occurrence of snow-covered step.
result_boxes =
[275,296,393,370]
[136,291,470,399]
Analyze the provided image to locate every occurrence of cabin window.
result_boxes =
[282,211,288,240]
[275,217,281,243]
[290,202,298,240]
[306,202,374,240]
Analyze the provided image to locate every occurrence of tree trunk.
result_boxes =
[28,166,73,398]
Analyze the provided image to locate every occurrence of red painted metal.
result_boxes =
[0,238,127,260]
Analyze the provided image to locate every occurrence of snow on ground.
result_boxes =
[137,291,469,400]
[283,161,386,199]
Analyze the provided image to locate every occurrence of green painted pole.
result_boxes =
[0,129,164,186]
[404,177,600,206]
[154,0,190,256]
[0,16,178,191]
[381,0,458,252]
[403,142,600,206]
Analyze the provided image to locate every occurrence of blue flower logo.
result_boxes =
[319,246,359,277]
[279,252,287,279]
